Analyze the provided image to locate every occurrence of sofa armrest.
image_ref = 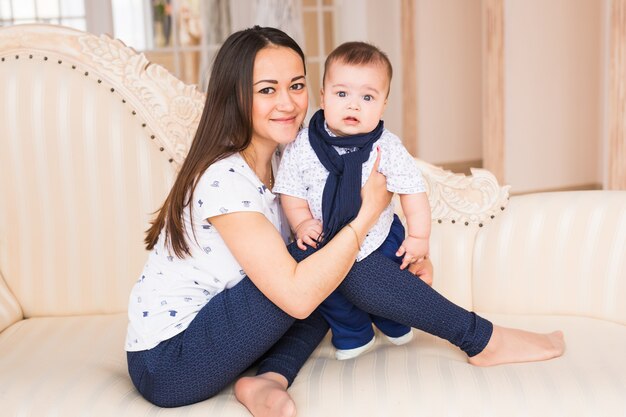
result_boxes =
[473,191,626,324]
[0,270,23,332]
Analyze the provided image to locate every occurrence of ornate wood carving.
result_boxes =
[413,159,510,224]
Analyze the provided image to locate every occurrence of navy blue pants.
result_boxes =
[319,215,411,349]
[127,242,493,408]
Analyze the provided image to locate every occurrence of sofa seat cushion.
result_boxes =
[1,313,624,416]
[0,314,250,416]
[296,314,626,417]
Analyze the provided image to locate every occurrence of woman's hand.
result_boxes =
[353,148,392,233]
[408,257,433,286]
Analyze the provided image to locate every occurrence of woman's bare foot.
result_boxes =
[469,325,565,367]
[234,372,296,417]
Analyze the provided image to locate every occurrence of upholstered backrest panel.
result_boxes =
[428,224,479,310]
[473,191,626,324]
[394,162,510,311]
[0,25,201,317]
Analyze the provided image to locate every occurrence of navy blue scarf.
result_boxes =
[308,109,385,246]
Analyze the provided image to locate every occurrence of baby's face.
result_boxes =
[320,61,389,137]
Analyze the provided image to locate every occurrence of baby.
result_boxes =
[274,41,431,360]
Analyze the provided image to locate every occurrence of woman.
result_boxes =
[126,26,564,417]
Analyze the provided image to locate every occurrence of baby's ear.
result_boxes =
[319,88,325,109]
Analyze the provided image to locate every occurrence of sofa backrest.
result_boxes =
[0,25,202,317]
[0,24,511,320]
[473,191,626,325]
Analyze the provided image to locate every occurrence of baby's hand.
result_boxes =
[396,236,429,270]
[294,219,323,250]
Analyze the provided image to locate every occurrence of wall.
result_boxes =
[338,0,608,192]
[336,0,482,168]
[415,0,483,166]
[505,0,605,193]
[335,0,404,142]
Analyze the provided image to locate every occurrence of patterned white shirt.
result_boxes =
[274,125,426,261]
[126,152,289,351]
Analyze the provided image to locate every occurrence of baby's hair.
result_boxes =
[323,41,393,89]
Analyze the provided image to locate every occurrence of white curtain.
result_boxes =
[201,0,305,90]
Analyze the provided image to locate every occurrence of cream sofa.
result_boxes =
[1,25,625,417]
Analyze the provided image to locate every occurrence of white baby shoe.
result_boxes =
[385,330,414,345]
[335,336,376,360]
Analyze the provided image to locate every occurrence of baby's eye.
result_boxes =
[337,91,346,98]
[363,95,373,101]
[258,87,275,94]
[291,83,305,91]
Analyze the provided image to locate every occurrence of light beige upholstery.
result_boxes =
[474,191,626,324]
[0,271,22,332]
[1,313,625,417]
[0,24,196,317]
[1,24,625,417]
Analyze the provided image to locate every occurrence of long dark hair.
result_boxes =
[145,26,306,258]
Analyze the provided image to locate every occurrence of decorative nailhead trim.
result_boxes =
[464,222,469,226]
[10,52,176,167]
[451,220,456,224]
[437,219,442,224]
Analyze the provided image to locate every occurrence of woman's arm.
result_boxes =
[210,155,390,319]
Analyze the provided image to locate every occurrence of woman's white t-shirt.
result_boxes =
[125,152,289,352]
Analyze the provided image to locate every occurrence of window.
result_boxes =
[1,0,336,93]
[302,0,335,109]
[112,0,229,87]
[112,0,336,93]
[0,0,86,30]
